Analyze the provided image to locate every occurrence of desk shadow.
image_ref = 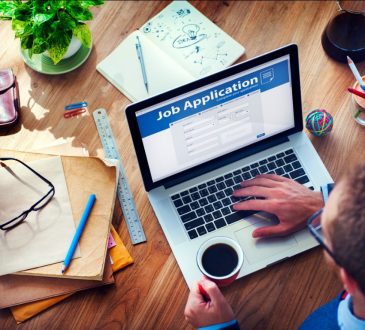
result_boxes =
[19,47,98,147]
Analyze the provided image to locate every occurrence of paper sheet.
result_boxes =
[0,156,79,276]
[140,1,245,77]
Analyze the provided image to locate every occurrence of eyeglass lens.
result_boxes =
[310,212,325,241]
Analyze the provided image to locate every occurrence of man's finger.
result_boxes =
[191,281,205,302]
[240,176,284,188]
[252,224,290,238]
[233,186,275,198]
[233,199,277,214]
[255,174,291,182]
[200,278,224,303]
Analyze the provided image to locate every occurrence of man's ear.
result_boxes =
[340,268,358,295]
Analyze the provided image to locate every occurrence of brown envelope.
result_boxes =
[0,258,114,309]
[0,149,118,281]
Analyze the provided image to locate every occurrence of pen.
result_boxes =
[348,87,365,99]
[198,283,210,302]
[61,194,96,274]
[347,56,365,92]
[135,36,149,93]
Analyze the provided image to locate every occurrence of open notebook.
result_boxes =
[96,1,245,102]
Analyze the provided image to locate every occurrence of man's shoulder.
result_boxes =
[299,292,345,330]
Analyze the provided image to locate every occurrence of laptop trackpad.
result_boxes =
[234,221,298,265]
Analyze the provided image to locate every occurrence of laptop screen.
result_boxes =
[126,44,302,191]
[135,55,294,183]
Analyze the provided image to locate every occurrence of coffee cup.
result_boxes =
[196,236,243,287]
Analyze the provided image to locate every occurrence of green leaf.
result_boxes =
[31,36,48,54]
[12,19,26,33]
[34,19,52,39]
[0,0,17,19]
[20,34,33,50]
[65,1,93,21]
[33,12,54,24]
[47,29,72,64]
[79,0,104,7]
[73,22,91,48]
[32,0,55,13]
[57,11,77,31]
[13,20,33,38]
[13,3,32,21]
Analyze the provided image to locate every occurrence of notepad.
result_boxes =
[96,0,245,102]
[0,156,79,276]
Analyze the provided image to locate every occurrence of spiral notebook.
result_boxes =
[96,1,245,102]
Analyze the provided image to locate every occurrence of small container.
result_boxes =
[351,76,365,126]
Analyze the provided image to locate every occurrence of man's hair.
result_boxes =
[330,163,365,295]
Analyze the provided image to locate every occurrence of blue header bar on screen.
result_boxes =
[137,59,290,138]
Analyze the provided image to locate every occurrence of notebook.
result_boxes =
[125,44,333,286]
[96,0,245,102]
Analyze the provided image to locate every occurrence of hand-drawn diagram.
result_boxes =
[140,1,241,77]
[173,24,207,48]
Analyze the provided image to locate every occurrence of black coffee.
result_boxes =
[201,243,239,277]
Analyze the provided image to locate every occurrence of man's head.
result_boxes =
[321,163,365,296]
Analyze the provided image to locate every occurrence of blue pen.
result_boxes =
[61,194,96,274]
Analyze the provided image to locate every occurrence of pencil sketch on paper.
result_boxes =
[140,1,242,77]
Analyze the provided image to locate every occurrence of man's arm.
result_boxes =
[184,278,238,329]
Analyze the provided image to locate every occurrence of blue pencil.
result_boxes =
[61,194,96,274]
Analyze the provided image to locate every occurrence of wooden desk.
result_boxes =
[0,1,364,328]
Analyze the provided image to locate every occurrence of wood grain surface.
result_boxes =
[1,1,364,329]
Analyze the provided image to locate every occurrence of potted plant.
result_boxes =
[0,0,104,64]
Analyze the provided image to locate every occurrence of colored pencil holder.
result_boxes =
[351,76,365,126]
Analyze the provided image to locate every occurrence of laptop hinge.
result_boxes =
[164,135,289,189]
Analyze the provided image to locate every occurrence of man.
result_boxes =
[184,165,365,329]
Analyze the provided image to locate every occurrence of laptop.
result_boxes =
[125,44,333,286]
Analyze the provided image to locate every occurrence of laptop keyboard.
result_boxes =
[170,149,314,240]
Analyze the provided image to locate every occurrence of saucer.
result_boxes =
[21,44,92,75]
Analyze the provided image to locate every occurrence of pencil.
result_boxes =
[198,283,210,302]
[348,87,365,99]
[347,56,365,92]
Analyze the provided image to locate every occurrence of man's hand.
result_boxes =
[233,174,324,238]
[184,278,234,328]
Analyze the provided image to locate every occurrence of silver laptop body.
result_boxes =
[126,44,332,286]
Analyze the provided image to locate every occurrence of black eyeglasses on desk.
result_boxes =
[0,157,55,231]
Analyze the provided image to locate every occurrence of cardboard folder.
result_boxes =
[0,257,114,309]
[0,149,118,281]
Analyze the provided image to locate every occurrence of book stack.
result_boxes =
[0,149,133,323]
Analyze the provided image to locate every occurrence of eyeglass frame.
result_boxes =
[307,208,343,266]
[0,157,55,231]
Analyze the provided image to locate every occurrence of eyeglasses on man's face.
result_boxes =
[307,191,342,267]
[0,157,55,231]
